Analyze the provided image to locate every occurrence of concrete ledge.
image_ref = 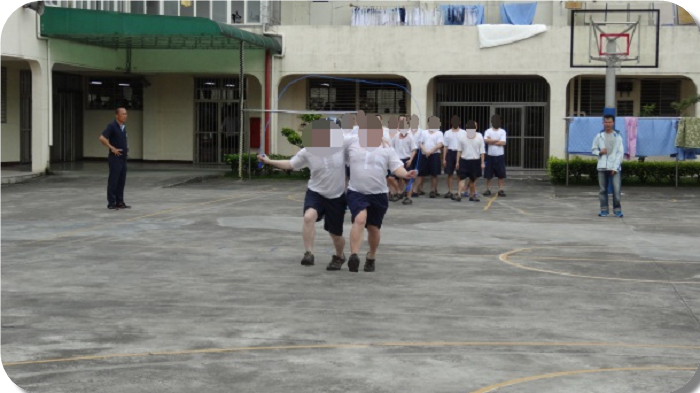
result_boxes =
[1,171,43,185]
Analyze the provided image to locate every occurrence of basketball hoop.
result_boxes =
[599,33,630,56]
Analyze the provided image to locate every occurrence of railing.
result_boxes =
[45,1,282,26]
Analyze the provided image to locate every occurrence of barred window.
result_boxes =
[307,78,408,114]
[640,79,681,116]
[572,78,606,116]
[1,67,6,123]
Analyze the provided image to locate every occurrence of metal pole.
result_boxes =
[566,119,570,187]
[238,44,244,179]
[676,155,679,188]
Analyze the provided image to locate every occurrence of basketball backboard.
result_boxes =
[570,9,660,68]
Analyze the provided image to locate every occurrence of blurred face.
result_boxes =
[603,118,615,131]
[410,115,420,130]
[115,108,128,124]
[360,116,383,149]
[451,115,460,129]
[301,120,342,157]
[428,116,441,131]
[399,118,409,135]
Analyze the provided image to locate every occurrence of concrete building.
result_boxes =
[2,1,698,174]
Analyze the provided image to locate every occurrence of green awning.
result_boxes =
[40,7,282,54]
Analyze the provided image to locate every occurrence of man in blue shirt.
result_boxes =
[99,107,130,210]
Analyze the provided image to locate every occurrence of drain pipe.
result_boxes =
[262,23,284,154]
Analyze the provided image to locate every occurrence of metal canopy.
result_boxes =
[40,7,282,53]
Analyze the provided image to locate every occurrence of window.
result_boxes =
[212,1,227,23]
[146,1,160,14]
[231,1,244,23]
[196,0,211,18]
[307,78,408,113]
[572,78,606,116]
[130,1,145,14]
[640,79,681,116]
[87,77,144,110]
[180,0,194,17]
[2,67,7,123]
[195,77,246,101]
[164,1,178,16]
[246,1,260,23]
[617,101,634,116]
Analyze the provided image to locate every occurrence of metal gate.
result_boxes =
[20,70,32,164]
[51,73,84,163]
[194,77,245,164]
[436,78,548,169]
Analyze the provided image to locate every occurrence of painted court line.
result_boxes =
[469,365,697,393]
[4,341,700,367]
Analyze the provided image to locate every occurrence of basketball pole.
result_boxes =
[604,40,619,195]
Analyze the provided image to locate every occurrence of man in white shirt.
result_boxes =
[392,116,418,205]
[415,116,445,198]
[453,120,485,202]
[377,114,401,201]
[344,116,417,272]
[442,115,468,199]
[258,119,347,269]
[483,114,507,197]
[341,112,359,181]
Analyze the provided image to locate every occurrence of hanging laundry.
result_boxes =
[676,117,700,148]
[636,118,678,157]
[501,2,538,25]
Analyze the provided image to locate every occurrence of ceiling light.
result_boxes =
[91,81,102,85]
[119,83,130,87]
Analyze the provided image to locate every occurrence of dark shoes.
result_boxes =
[469,196,481,202]
[429,191,436,198]
[107,205,119,210]
[117,202,131,209]
[301,251,315,266]
[348,253,361,272]
[451,194,461,202]
[497,190,506,197]
[444,192,453,199]
[483,190,492,196]
[402,198,413,205]
[326,253,345,270]
[364,253,375,272]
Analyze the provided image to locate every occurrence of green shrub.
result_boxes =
[548,157,700,185]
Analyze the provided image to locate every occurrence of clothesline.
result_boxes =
[351,4,484,27]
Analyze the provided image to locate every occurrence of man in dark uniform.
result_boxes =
[98,107,130,210]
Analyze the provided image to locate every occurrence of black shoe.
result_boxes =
[435,191,441,197]
[107,205,120,210]
[497,190,506,197]
[326,253,345,271]
[469,197,481,202]
[402,198,413,205]
[429,191,436,198]
[364,253,375,272]
[444,192,453,199]
[116,203,131,209]
[348,254,360,272]
[301,251,315,266]
[411,192,419,198]
[483,190,492,196]
[419,190,426,196]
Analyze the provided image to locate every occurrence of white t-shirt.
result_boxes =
[420,130,444,154]
[343,125,359,140]
[410,128,422,145]
[458,132,486,160]
[392,133,418,159]
[290,148,347,199]
[345,137,404,195]
[484,128,507,156]
[443,129,467,151]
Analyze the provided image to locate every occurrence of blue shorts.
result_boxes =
[419,153,441,177]
[303,189,347,236]
[484,155,506,179]
[444,150,459,175]
[346,190,389,229]
[458,158,482,181]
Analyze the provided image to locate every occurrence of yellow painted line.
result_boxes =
[483,195,498,211]
[4,341,700,367]
[469,365,697,393]
[499,249,700,285]
[526,256,700,265]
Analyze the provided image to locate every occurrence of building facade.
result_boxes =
[2,1,699,173]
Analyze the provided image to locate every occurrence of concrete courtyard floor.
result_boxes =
[2,165,700,393]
